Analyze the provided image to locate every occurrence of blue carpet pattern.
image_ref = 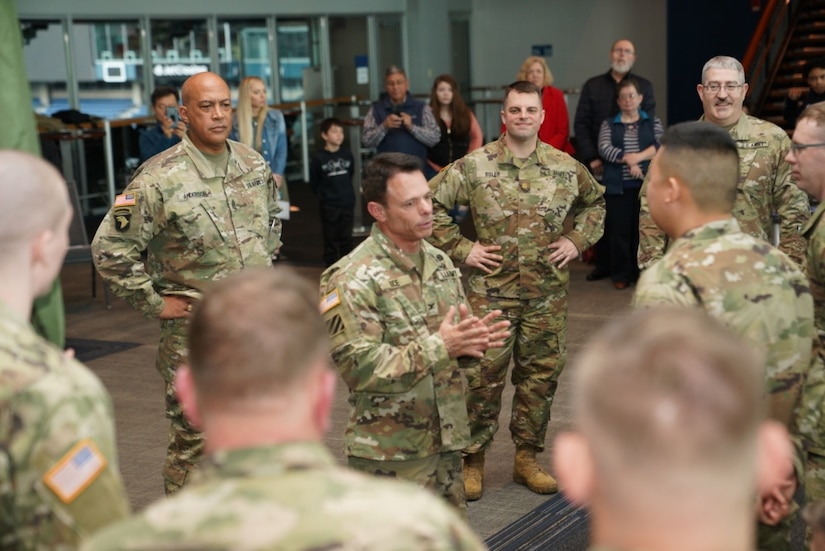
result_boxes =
[485,494,590,551]
[65,337,140,363]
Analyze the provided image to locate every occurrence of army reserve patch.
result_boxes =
[113,208,132,232]
[42,439,107,503]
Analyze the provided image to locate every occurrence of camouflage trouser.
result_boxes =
[347,451,465,517]
[157,318,204,495]
[464,291,567,454]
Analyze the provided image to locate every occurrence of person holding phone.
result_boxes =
[362,65,440,165]
[139,86,186,165]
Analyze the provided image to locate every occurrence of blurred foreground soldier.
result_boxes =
[320,153,509,514]
[554,307,796,551]
[83,267,487,551]
[92,72,282,494]
[638,56,809,270]
[633,121,814,548]
[786,102,825,510]
[803,500,825,551]
[428,81,605,500]
[0,150,130,548]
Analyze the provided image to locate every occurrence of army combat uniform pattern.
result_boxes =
[796,202,825,510]
[81,442,487,551]
[428,136,605,453]
[638,114,810,270]
[92,133,282,493]
[0,301,130,549]
[319,225,471,510]
[633,218,814,427]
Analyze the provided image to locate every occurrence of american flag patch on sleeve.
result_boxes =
[320,289,341,314]
[114,193,136,207]
[42,439,107,503]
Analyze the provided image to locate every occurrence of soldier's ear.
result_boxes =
[366,201,387,222]
[175,365,202,429]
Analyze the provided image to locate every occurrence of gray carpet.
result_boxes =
[485,494,589,551]
[65,337,140,362]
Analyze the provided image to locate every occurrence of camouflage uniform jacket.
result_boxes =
[428,135,605,298]
[794,202,825,453]
[638,114,810,270]
[319,224,471,461]
[92,133,282,318]
[633,218,814,427]
[0,301,130,549]
[81,442,487,551]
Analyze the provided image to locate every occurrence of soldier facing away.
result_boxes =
[82,267,488,551]
[633,121,813,549]
[0,150,130,548]
[92,71,282,494]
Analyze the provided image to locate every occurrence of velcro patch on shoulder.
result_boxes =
[326,313,345,337]
[320,289,341,314]
[42,439,107,503]
[114,192,136,207]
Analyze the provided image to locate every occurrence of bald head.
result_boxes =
[0,150,69,254]
[179,72,232,155]
[181,71,228,106]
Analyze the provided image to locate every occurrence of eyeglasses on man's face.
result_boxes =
[789,142,825,154]
[702,82,744,94]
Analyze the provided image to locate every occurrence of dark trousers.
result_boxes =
[605,188,641,284]
[320,204,354,267]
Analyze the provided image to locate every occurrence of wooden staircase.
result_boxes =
[760,0,825,129]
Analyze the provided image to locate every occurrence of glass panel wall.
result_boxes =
[150,19,210,91]
[216,18,272,100]
[21,19,69,116]
[276,18,320,102]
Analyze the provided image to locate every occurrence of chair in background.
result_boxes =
[64,179,111,309]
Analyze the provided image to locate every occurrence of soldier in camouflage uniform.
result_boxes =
[786,102,825,513]
[319,153,509,514]
[0,151,130,548]
[92,72,282,494]
[633,121,813,549]
[427,81,605,500]
[637,56,809,270]
[82,267,487,551]
[554,307,795,551]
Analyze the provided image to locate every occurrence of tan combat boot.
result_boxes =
[463,451,485,501]
[513,445,558,494]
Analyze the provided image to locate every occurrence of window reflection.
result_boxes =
[150,19,210,91]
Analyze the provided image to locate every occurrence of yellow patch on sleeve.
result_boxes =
[320,289,341,314]
[42,439,107,504]
[113,192,137,207]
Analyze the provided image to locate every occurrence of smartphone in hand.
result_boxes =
[166,106,180,128]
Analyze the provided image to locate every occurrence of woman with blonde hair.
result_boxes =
[231,76,288,191]
[510,56,575,154]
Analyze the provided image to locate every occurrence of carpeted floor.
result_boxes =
[65,337,140,362]
[485,494,589,551]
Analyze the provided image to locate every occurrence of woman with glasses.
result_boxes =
[597,78,663,290]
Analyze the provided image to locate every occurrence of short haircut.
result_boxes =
[657,121,740,213]
[385,65,406,79]
[617,77,641,96]
[701,55,745,84]
[361,152,422,206]
[320,117,343,135]
[502,80,542,105]
[516,56,554,87]
[572,307,763,502]
[804,57,825,78]
[151,86,179,106]
[187,267,328,410]
[803,500,825,533]
[799,101,825,135]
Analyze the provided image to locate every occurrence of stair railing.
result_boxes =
[743,0,803,115]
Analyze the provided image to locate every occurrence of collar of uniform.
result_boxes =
[202,441,335,479]
[370,223,442,279]
[698,113,751,140]
[181,133,258,181]
[803,200,825,237]
[494,135,563,167]
[679,217,741,242]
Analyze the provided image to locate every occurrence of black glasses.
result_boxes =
[790,142,825,153]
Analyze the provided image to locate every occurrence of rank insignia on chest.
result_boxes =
[519,180,530,192]
[113,207,132,232]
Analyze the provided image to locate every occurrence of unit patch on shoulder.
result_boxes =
[113,208,132,232]
[326,313,345,337]
[42,439,107,503]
